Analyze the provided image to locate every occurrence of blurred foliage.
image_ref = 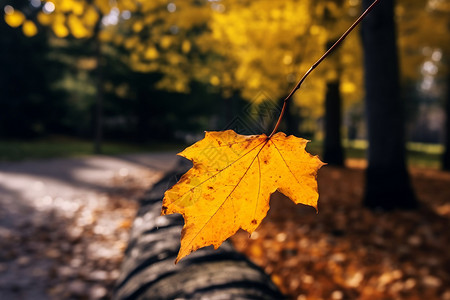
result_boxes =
[397,0,450,83]
[0,10,66,138]
[1,0,449,142]
[207,0,364,120]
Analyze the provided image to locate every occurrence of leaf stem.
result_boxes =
[268,0,381,138]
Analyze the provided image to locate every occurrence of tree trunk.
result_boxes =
[274,97,301,137]
[442,71,450,170]
[361,0,417,210]
[93,18,104,154]
[285,98,301,136]
[114,160,285,300]
[323,80,344,166]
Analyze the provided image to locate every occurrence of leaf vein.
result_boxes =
[183,139,269,250]
[171,138,267,205]
[271,140,302,186]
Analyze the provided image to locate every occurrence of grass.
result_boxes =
[0,136,444,169]
[0,136,185,162]
[306,139,444,169]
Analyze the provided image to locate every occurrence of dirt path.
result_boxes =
[0,153,179,299]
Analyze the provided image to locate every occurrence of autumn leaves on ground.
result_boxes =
[230,163,450,300]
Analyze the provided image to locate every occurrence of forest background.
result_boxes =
[1,0,449,168]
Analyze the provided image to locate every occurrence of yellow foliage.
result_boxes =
[155,75,189,93]
[93,0,111,15]
[341,81,356,94]
[138,1,161,12]
[124,36,139,50]
[4,0,370,121]
[181,40,191,53]
[160,36,172,49]
[283,54,293,65]
[397,0,450,81]
[167,53,183,65]
[293,77,326,117]
[204,0,367,122]
[144,46,159,60]
[209,0,316,100]
[37,11,53,26]
[117,1,137,12]
[210,75,220,86]
[52,22,69,38]
[83,6,99,28]
[22,20,38,37]
[132,21,143,33]
[68,15,89,38]
[15,0,102,39]
[162,130,324,262]
[59,0,83,15]
[4,9,25,28]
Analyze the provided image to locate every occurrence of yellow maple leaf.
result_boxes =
[162,129,324,263]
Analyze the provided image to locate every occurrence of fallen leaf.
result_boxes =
[162,130,324,262]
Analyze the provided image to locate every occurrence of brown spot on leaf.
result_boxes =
[178,176,191,185]
[251,219,257,225]
[161,205,168,214]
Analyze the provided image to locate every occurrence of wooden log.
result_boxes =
[114,159,285,300]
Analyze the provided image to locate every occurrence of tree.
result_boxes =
[318,0,373,167]
[323,68,344,166]
[4,0,112,152]
[3,0,218,147]
[5,0,368,141]
[322,37,345,166]
[0,3,66,138]
[396,0,450,170]
[206,0,365,140]
[444,71,450,170]
[361,0,417,210]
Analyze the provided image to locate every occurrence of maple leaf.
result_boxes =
[162,130,325,263]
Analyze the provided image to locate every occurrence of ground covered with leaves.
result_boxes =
[230,163,450,300]
[1,156,448,300]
